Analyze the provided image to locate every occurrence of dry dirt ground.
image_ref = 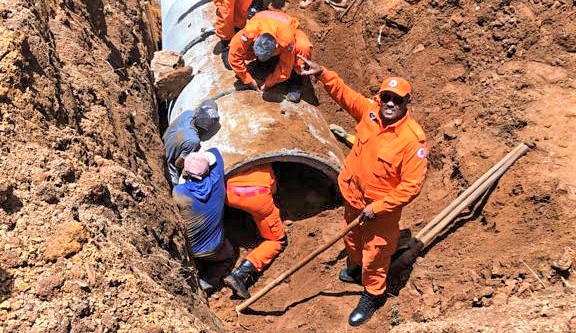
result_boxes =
[1,0,575,333]
[210,0,576,332]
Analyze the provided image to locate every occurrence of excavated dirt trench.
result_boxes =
[208,0,576,332]
[1,0,575,333]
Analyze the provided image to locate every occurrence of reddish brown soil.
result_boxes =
[210,0,576,331]
[1,0,575,332]
[0,1,222,332]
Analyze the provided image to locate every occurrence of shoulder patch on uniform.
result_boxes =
[416,146,427,159]
[369,112,378,123]
[407,120,426,142]
[241,35,248,42]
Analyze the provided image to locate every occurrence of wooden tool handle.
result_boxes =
[235,217,361,313]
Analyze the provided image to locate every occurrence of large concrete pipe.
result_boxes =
[160,0,345,182]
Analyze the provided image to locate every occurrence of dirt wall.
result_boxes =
[0,0,224,332]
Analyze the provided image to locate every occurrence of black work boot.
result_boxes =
[348,290,387,327]
[285,72,302,103]
[224,260,257,299]
[220,40,232,70]
[339,264,361,285]
[285,89,302,103]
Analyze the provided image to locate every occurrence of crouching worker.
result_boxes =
[228,10,313,103]
[224,164,287,299]
[163,100,220,185]
[172,149,234,295]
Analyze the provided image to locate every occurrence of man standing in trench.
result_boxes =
[299,56,428,326]
[212,0,263,69]
[172,149,235,295]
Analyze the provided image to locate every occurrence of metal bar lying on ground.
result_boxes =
[415,143,529,240]
[419,143,529,246]
[338,0,359,21]
[236,217,361,313]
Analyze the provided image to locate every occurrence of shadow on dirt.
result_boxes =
[387,182,498,296]
[0,267,13,303]
[242,290,362,316]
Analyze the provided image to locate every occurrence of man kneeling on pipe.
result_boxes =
[228,10,313,103]
[300,56,428,326]
[172,149,235,295]
[224,164,287,299]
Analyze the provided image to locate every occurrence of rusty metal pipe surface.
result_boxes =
[161,0,345,180]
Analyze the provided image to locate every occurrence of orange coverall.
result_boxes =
[228,10,313,88]
[319,68,428,296]
[213,0,253,41]
[226,164,286,271]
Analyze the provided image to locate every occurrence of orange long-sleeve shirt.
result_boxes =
[319,68,428,215]
[228,10,299,87]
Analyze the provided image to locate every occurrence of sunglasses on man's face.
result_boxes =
[380,93,405,105]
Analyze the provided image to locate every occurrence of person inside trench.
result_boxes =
[223,164,288,299]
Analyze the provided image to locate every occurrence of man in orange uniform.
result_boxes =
[228,10,313,102]
[213,0,262,69]
[223,164,287,299]
[300,56,427,326]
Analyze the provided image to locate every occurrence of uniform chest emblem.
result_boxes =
[416,146,427,159]
[369,112,378,123]
[241,35,248,42]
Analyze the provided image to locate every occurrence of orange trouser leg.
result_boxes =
[213,0,235,41]
[213,0,251,41]
[293,29,313,75]
[227,190,286,271]
[342,201,400,296]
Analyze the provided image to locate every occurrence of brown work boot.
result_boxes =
[224,260,257,299]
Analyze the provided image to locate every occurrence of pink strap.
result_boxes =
[229,186,269,197]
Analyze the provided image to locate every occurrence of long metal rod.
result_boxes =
[419,143,529,246]
[415,143,528,240]
[235,217,361,313]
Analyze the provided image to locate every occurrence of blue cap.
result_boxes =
[253,33,276,62]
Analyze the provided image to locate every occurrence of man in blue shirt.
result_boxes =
[163,100,220,185]
[172,148,234,294]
